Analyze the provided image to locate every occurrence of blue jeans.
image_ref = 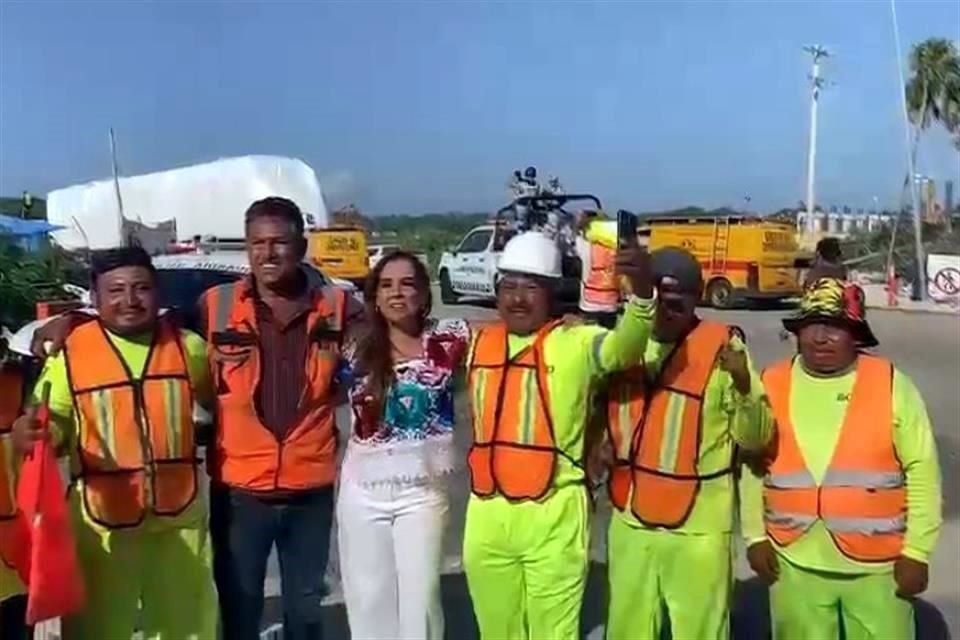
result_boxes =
[211,485,334,640]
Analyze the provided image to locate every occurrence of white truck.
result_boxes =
[368,244,429,271]
[437,224,511,303]
[437,193,599,304]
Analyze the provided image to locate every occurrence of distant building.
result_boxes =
[921,179,941,223]
[796,209,893,238]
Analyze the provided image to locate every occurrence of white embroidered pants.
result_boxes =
[336,476,448,640]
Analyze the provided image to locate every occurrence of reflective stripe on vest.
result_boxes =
[765,470,816,488]
[206,278,345,337]
[582,242,619,309]
[765,470,905,491]
[606,320,731,528]
[823,469,905,489]
[467,320,563,501]
[205,280,346,492]
[0,368,25,567]
[764,510,817,530]
[210,282,239,335]
[761,355,905,562]
[63,319,197,529]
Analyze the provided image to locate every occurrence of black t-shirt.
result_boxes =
[803,261,848,289]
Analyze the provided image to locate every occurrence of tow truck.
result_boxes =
[436,193,598,304]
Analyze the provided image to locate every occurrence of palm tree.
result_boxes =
[905,38,960,236]
[906,38,960,144]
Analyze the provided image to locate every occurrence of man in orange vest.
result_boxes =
[11,247,218,638]
[463,230,655,640]
[28,197,363,637]
[0,330,30,640]
[604,247,772,640]
[201,197,361,639]
[575,210,620,328]
[742,278,942,639]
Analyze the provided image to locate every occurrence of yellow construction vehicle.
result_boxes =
[308,227,369,288]
[640,213,807,308]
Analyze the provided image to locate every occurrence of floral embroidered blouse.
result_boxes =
[339,318,470,486]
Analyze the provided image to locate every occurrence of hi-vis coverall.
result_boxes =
[576,219,620,315]
[463,298,653,640]
[606,330,770,640]
[34,323,217,640]
[741,358,942,640]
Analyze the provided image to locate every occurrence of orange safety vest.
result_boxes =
[467,320,568,501]
[63,318,198,529]
[204,280,346,492]
[582,242,620,310]
[606,320,731,528]
[0,366,24,567]
[762,355,905,563]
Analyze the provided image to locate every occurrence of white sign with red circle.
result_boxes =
[928,254,960,305]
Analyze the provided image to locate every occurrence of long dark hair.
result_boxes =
[355,251,433,418]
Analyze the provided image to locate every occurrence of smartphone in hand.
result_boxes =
[617,210,638,249]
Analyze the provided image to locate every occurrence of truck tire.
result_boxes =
[439,270,458,305]
[706,278,734,309]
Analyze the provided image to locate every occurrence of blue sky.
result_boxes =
[1,0,958,215]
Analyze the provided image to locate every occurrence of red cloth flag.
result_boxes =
[0,508,29,581]
[15,383,85,624]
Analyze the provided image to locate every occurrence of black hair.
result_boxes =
[244,196,305,236]
[816,237,842,262]
[355,251,433,430]
[90,246,156,286]
[651,246,703,295]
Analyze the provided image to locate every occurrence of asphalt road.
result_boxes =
[263,293,960,639]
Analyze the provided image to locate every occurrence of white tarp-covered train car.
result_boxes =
[46,155,328,250]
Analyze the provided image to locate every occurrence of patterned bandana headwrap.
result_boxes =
[783,277,878,347]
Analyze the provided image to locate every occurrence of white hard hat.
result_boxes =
[498,231,562,279]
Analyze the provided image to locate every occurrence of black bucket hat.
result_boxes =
[783,277,878,348]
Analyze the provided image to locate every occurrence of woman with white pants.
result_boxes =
[337,251,469,640]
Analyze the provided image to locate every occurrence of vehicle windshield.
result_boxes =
[155,268,241,317]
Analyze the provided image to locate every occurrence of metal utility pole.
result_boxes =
[803,45,830,235]
[890,0,927,300]
[109,127,127,245]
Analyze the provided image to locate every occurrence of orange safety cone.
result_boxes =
[15,383,85,624]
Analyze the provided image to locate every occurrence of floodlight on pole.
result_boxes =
[803,45,830,235]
